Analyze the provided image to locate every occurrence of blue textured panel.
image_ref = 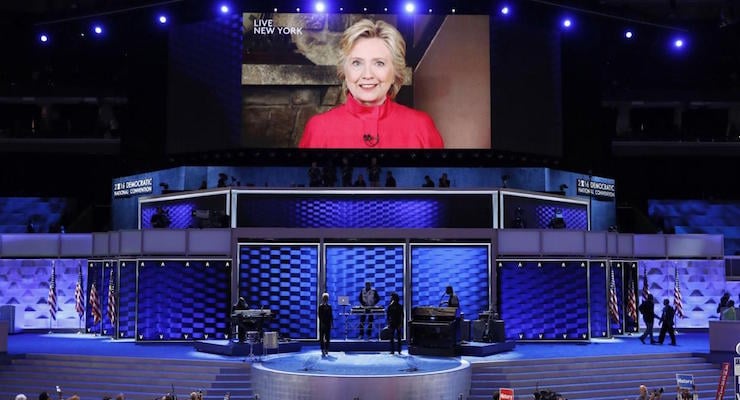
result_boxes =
[0,197,70,233]
[589,261,608,338]
[236,194,494,228]
[325,245,405,338]
[609,263,625,335]
[499,261,589,340]
[623,262,640,333]
[118,260,137,339]
[136,260,230,341]
[535,205,589,230]
[140,193,228,229]
[410,245,489,321]
[238,245,318,339]
[86,262,104,334]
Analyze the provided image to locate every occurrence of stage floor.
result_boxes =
[3,330,713,363]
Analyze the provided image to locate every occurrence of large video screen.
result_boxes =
[241,13,491,149]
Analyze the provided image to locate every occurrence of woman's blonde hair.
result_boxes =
[337,19,407,99]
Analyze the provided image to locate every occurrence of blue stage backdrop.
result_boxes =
[140,192,229,229]
[325,244,405,339]
[238,244,319,340]
[135,259,230,341]
[85,261,105,335]
[589,261,608,338]
[623,262,639,333]
[235,193,495,228]
[499,260,589,340]
[118,260,136,339]
[638,259,729,328]
[410,244,490,321]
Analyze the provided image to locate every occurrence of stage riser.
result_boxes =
[468,353,729,400]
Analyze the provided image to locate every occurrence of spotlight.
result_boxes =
[561,18,572,29]
[673,38,684,48]
[500,5,510,15]
[295,7,300,12]
[219,4,230,14]
[93,25,103,35]
[314,1,326,12]
[39,33,49,43]
[624,30,633,39]
[158,15,168,24]
[404,2,415,13]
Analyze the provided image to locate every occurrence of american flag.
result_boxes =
[626,275,637,322]
[608,269,620,324]
[107,268,116,325]
[90,281,102,324]
[74,263,85,318]
[641,266,650,302]
[674,265,684,319]
[48,262,57,321]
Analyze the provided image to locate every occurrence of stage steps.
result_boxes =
[0,354,254,400]
[469,352,730,400]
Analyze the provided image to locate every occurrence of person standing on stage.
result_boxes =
[386,292,404,354]
[358,281,380,339]
[639,294,656,344]
[318,292,333,357]
[657,298,676,345]
[232,297,249,343]
[441,285,459,308]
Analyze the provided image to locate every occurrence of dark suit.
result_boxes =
[387,301,404,353]
[658,303,676,345]
[638,298,656,344]
[318,303,333,353]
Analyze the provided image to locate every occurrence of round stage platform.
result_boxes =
[252,351,471,400]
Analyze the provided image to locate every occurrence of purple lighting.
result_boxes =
[673,38,684,48]
[158,15,168,24]
[219,4,229,14]
[562,19,572,29]
[404,2,415,13]
[314,1,326,12]
[39,34,49,43]
[500,6,510,15]
[93,25,103,35]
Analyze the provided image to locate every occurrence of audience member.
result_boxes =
[341,157,353,187]
[323,160,337,187]
[367,157,381,187]
[353,174,367,187]
[721,299,737,320]
[385,171,397,187]
[438,172,450,187]
[217,173,228,187]
[717,292,730,314]
[422,175,435,187]
[308,161,323,187]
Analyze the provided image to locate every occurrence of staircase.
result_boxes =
[0,354,254,400]
[469,352,730,400]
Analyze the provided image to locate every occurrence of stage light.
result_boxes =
[93,25,103,35]
[673,38,684,48]
[296,7,301,12]
[219,4,230,14]
[624,30,633,39]
[404,2,416,13]
[314,1,326,12]
[428,8,433,13]
[158,15,168,24]
[39,33,49,43]
[500,5,510,15]
[561,18,573,29]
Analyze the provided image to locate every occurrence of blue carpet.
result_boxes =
[6,330,712,363]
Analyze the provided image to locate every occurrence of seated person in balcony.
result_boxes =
[440,285,459,308]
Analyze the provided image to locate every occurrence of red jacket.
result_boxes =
[299,94,444,149]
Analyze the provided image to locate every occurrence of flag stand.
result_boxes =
[48,318,53,334]
[77,317,83,334]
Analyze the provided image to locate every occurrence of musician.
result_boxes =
[232,297,250,343]
[358,281,381,339]
[441,286,460,308]
[319,292,333,356]
[386,292,404,354]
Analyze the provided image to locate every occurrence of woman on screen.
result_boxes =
[298,19,444,149]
